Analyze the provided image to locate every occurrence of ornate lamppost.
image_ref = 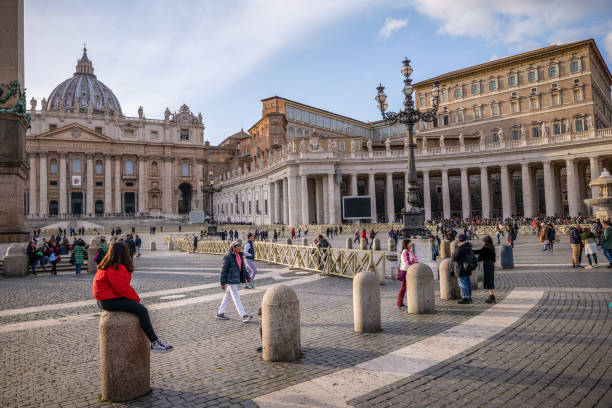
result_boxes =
[199,178,221,223]
[375,58,440,238]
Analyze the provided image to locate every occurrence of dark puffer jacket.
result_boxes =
[220,250,249,285]
[451,241,474,277]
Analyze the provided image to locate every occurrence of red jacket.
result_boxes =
[93,263,140,302]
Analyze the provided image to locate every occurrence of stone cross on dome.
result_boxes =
[75,43,94,75]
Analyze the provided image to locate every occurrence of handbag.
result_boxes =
[397,269,407,281]
[49,253,56,262]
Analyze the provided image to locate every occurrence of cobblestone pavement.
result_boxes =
[0,237,610,407]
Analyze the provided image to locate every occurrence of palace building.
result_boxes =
[212,39,612,224]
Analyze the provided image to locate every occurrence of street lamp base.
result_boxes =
[399,209,429,239]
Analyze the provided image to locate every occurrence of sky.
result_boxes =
[24,0,612,144]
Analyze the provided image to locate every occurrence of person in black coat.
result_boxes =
[215,240,252,322]
[473,235,496,303]
[451,234,475,304]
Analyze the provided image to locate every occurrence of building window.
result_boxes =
[248,201,252,215]
[528,69,537,82]
[49,180,57,186]
[432,116,438,128]
[50,160,58,174]
[473,106,481,120]
[570,60,581,73]
[490,103,499,117]
[181,162,189,177]
[125,160,134,175]
[123,129,134,138]
[264,199,268,215]
[443,115,449,126]
[49,201,58,216]
[95,126,103,133]
[573,89,582,101]
[508,74,517,87]
[492,132,499,142]
[442,88,448,101]
[512,129,520,140]
[150,131,158,140]
[456,111,464,123]
[180,129,189,141]
[530,97,539,110]
[419,95,425,107]
[575,118,584,132]
[72,158,81,174]
[532,127,540,138]
[95,161,103,175]
[471,83,480,95]
[488,79,498,91]
[49,124,57,131]
[453,86,463,98]
[553,122,561,135]
[95,181,103,187]
[511,101,519,113]
[548,64,558,78]
[339,141,345,151]
[551,93,560,105]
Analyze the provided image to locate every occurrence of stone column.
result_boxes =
[589,157,600,199]
[287,174,298,225]
[28,153,37,216]
[500,165,512,219]
[59,153,67,216]
[543,161,555,216]
[104,154,112,216]
[315,176,324,224]
[460,168,470,219]
[368,173,377,222]
[422,170,431,220]
[86,154,94,216]
[350,173,358,196]
[163,157,172,214]
[385,172,394,222]
[138,156,146,213]
[328,173,336,224]
[39,153,47,216]
[322,175,329,223]
[114,155,122,214]
[566,159,579,217]
[480,167,490,219]
[282,177,288,224]
[274,181,281,224]
[521,163,534,217]
[301,175,309,224]
[441,169,450,219]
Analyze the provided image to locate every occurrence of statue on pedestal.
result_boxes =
[541,121,548,138]
[564,119,571,134]
[587,115,593,130]
[299,139,306,152]
[87,100,93,115]
[29,97,36,111]
[439,134,445,148]
[41,97,47,111]
[404,136,409,151]
[385,137,391,151]
[367,138,373,152]
[328,139,337,152]
[497,127,504,141]
[520,126,526,139]
[458,133,464,147]
[138,106,144,119]
[164,107,171,120]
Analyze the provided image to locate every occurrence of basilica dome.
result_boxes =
[47,47,122,115]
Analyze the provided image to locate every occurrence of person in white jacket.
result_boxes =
[397,239,418,309]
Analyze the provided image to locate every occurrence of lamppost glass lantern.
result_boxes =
[375,59,440,238]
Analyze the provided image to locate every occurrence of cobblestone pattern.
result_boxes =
[349,290,612,408]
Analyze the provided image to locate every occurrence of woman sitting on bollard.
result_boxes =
[473,236,496,303]
[397,239,418,309]
[93,242,173,353]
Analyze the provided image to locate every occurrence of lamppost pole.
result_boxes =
[375,58,440,238]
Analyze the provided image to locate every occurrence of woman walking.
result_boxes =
[474,236,496,303]
[93,242,173,353]
[397,239,418,309]
[581,227,599,268]
[49,241,61,275]
[72,241,87,275]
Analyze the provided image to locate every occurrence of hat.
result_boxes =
[457,234,467,242]
[230,240,242,248]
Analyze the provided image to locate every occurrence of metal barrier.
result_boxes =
[175,239,386,283]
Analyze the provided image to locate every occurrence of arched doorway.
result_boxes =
[178,183,192,214]
[95,200,104,216]
[124,192,136,214]
[49,200,58,216]
[70,192,83,215]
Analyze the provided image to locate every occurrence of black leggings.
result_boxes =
[97,298,158,342]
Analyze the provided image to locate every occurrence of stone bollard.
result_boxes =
[302,238,308,246]
[440,241,451,259]
[87,236,102,273]
[439,259,461,300]
[449,240,457,256]
[353,271,381,333]
[167,240,174,250]
[262,285,301,362]
[346,238,353,249]
[406,263,435,314]
[360,238,367,250]
[150,241,156,251]
[387,238,396,252]
[373,238,380,251]
[470,267,479,289]
[99,311,150,402]
[1,243,28,277]
[285,238,292,245]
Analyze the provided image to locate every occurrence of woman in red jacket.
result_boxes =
[93,241,173,353]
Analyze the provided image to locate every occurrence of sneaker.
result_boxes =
[257,346,263,353]
[151,339,173,353]
[585,265,593,269]
[215,313,229,320]
[468,298,473,303]
[576,265,584,268]
[248,283,255,289]
[242,314,253,323]
[593,264,599,268]
[244,284,250,289]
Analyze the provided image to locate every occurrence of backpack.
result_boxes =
[466,251,478,272]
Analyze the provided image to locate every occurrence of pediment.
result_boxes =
[32,123,114,143]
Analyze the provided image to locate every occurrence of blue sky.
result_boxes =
[24,0,612,144]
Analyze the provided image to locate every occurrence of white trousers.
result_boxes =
[218,284,246,317]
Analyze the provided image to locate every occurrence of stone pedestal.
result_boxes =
[440,241,451,259]
[150,241,156,251]
[87,236,101,273]
[285,238,292,245]
[167,240,174,250]
[345,238,352,249]
[359,238,367,250]
[353,271,381,333]
[301,238,308,246]
[470,268,479,290]
[449,240,457,256]
[387,238,396,252]
[406,263,435,314]
[439,259,460,300]
[262,285,301,362]
[1,243,27,277]
[373,238,380,251]
[99,311,150,402]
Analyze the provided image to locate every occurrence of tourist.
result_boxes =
[193,235,198,252]
[49,241,61,275]
[569,225,583,268]
[539,223,547,250]
[369,229,376,249]
[601,220,612,268]
[71,241,87,275]
[125,234,136,258]
[316,234,330,271]
[334,226,338,237]
[134,235,142,257]
[429,235,439,261]
[291,227,296,239]
[473,236,496,303]
[37,239,50,272]
[592,219,603,245]
[353,231,360,244]
[215,240,252,322]
[244,233,257,289]
[93,241,173,353]
[452,234,476,304]
[229,230,234,241]
[26,241,39,276]
[581,227,599,268]
[546,224,556,252]
[397,239,417,309]
[507,224,517,248]
[273,229,278,241]
[495,224,503,244]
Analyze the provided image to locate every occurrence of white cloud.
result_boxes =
[605,32,612,60]
[378,17,408,38]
